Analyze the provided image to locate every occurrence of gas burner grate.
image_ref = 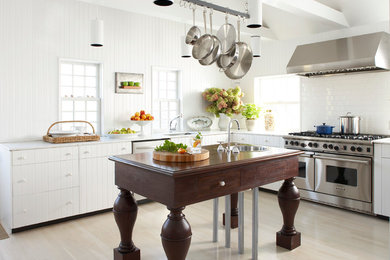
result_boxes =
[288,131,388,141]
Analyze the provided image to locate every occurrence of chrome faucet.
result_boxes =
[226,118,240,152]
[169,113,183,131]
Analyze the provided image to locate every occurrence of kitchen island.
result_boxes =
[109,145,303,260]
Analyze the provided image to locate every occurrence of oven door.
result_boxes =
[314,154,371,202]
[294,153,315,191]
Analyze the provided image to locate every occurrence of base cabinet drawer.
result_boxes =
[13,193,48,228]
[48,188,80,221]
[13,187,80,228]
[197,169,241,199]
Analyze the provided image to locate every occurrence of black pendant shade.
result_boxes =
[154,0,173,6]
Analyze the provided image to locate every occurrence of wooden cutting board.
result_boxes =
[153,149,209,162]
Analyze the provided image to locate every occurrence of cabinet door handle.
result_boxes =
[23,209,28,213]
[17,178,27,183]
[121,147,127,151]
[219,181,226,187]
[66,173,73,177]
[66,201,73,205]
[65,153,72,156]
[17,156,25,160]
[83,151,89,154]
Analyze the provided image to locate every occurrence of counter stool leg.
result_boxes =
[238,191,244,254]
[252,188,259,260]
[225,195,231,248]
[213,198,219,242]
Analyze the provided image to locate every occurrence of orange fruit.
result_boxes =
[178,148,186,154]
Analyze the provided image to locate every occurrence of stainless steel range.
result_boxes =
[283,132,388,214]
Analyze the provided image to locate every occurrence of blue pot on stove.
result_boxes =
[314,123,335,135]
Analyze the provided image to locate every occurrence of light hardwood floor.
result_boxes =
[0,191,388,260]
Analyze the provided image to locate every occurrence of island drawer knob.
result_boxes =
[219,181,226,187]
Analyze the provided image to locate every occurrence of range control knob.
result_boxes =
[357,147,363,152]
[334,146,339,151]
[328,144,334,149]
[323,144,328,149]
[313,143,319,148]
[308,142,313,147]
[351,146,356,152]
[294,141,299,146]
[301,143,306,148]
[290,141,294,145]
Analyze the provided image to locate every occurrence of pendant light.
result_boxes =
[90,5,104,47]
[181,35,191,58]
[154,0,173,6]
[247,0,262,28]
[251,35,261,57]
[91,19,104,47]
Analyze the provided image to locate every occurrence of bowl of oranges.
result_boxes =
[130,110,154,136]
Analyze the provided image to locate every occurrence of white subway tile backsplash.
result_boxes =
[301,72,390,134]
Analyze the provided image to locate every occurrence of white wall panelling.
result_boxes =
[0,0,231,142]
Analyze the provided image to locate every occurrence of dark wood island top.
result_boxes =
[109,145,303,260]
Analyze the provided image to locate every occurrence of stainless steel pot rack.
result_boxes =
[182,0,249,18]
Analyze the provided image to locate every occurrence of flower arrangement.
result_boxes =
[202,86,244,117]
[242,104,262,120]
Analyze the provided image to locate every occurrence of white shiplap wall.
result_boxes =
[0,0,231,142]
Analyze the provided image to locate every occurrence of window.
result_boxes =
[59,60,101,133]
[152,68,182,131]
[254,75,300,133]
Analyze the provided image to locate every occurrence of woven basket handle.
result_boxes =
[46,121,96,136]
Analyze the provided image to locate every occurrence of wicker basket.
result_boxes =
[43,121,100,144]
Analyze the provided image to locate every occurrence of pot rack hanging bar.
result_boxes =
[182,0,250,18]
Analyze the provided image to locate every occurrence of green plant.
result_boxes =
[242,104,261,120]
[154,140,188,153]
[201,86,244,117]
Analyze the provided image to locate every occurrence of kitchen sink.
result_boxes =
[163,132,194,136]
[236,144,268,152]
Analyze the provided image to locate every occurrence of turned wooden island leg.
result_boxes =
[161,207,192,260]
[223,193,239,228]
[277,178,301,250]
[113,188,140,260]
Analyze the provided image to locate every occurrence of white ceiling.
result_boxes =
[77,0,389,40]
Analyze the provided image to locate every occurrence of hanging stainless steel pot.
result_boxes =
[340,112,360,134]
[216,14,236,54]
[199,11,221,66]
[224,19,253,80]
[192,10,214,60]
[185,7,201,45]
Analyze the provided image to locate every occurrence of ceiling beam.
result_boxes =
[263,0,349,27]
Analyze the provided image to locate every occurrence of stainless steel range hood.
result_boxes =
[286,32,390,77]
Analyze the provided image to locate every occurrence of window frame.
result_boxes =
[58,58,103,134]
[151,66,183,131]
[254,74,301,132]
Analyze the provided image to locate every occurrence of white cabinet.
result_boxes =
[373,143,390,217]
[79,142,131,214]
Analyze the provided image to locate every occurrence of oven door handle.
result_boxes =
[313,155,370,165]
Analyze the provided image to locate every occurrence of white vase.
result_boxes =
[246,119,257,131]
[218,113,230,130]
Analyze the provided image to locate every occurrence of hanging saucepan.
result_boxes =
[199,11,221,66]
[224,19,253,80]
[192,10,215,60]
[314,123,335,135]
[185,7,201,45]
[216,44,239,70]
[216,14,236,54]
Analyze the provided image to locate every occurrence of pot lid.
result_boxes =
[340,112,360,119]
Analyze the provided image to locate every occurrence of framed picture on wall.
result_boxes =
[115,72,144,94]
